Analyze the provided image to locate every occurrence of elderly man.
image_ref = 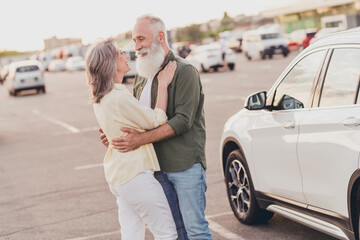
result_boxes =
[101,14,213,240]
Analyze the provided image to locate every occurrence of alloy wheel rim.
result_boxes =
[227,159,251,215]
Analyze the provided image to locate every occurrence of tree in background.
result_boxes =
[175,12,235,44]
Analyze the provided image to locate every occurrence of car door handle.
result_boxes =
[282,121,295,130]
[341,117,360,127]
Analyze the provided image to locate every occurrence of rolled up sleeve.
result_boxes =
[167,65,200,135]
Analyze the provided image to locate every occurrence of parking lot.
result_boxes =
[0,51,337,240]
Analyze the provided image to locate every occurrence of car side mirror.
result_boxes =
[245,91,267,110]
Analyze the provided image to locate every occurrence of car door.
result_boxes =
[250,50,327,203]
[297,47,360,218]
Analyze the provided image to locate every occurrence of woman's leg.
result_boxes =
[109,185,145,240]
[112,171,177,240]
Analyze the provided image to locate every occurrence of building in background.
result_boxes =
[44,36,82,51]
[261,0,360,33]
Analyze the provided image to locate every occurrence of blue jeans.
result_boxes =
[155,163,213,240]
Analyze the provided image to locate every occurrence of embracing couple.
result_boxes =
[85,14,213,240]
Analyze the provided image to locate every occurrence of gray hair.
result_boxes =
[136,14,168,46]
[85,38,118,104]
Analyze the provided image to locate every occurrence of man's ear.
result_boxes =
[158,31,165,43]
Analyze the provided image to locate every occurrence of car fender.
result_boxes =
[220,109,262,190]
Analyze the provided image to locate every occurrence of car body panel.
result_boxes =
[220,28,360,240]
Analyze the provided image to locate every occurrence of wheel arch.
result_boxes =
[221,137,245,175]
[348,169,360,239]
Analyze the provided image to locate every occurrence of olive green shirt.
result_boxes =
[133,51,206,172]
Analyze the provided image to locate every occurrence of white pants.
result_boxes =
[109,171,177,240]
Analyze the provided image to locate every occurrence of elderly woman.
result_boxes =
[85,38,177,240]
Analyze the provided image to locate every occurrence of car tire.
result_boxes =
[261,52,266,60]
[201,64,208,73]
[213,66,219,72]
[123,76,127,83]
[228,63,235,71]
[42,86,46,94]
[225,150,274,225]
[246,53,252,61]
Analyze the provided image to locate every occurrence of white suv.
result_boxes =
[7,60,46,96]
[220,28,360,240]
[243,29,289,60]
[186,43,236,72]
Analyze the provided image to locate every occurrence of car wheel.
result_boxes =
[201,64,208,73]
[283,50,289,57]
[213,66,219,72]
[261,52,266,60]
[123,76,127,83]
[246,53,252,61]
[228,63,235,71]
[225,150,274,224]
[42,86,46,94]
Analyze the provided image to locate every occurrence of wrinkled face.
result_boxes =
[132,19,155,57]
[116,49,131,76]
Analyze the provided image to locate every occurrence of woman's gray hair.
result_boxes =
[137,14,168,46]
[85,37,118,104]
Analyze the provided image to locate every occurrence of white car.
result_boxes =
[65,56,86,71]
[220,28,360,240]
[186,43,235,72]
[7,60,46,96]
[0,64,10,84]
[242,28,289,60]
[48,59,66,72]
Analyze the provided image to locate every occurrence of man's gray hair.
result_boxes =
[85,38,118,104]
[137,14,168,46]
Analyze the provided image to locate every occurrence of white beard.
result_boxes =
[136,41,165,78]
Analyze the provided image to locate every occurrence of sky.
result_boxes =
[0,0,293,51]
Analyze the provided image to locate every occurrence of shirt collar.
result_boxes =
[114,83,127,90]
[160,51,175,69]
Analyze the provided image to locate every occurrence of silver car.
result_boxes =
[7,60,46,96]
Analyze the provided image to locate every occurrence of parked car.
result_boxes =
[220,28,360,240]
[48,59,66,72]
[302,29,318,49]
[186,43,235,72]
[310,27,343,45]
[65,56,86,71]
[243,28,289,60]
[7,60,45,96]
[0,64,10,84]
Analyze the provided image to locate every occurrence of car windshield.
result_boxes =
[16,65,39,73]
[261,33,279,40]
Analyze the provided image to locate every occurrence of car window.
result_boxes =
[261,33,279,40]
[272,50,326,110]
[16,65,40,73]
[319,48,360,107]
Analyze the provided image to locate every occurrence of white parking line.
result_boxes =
[201,78,212,83]
[66,211,241,240]
[33,109,80,133]
[208,219,244,240]
[207,211,234,219]
[66,230,119,240]
[53,126,99,136]
[74,163,103,170]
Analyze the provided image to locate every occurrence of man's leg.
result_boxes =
[154,171,189,240]
[166,163,213,240]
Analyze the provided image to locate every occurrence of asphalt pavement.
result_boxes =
[0,51,337,240]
